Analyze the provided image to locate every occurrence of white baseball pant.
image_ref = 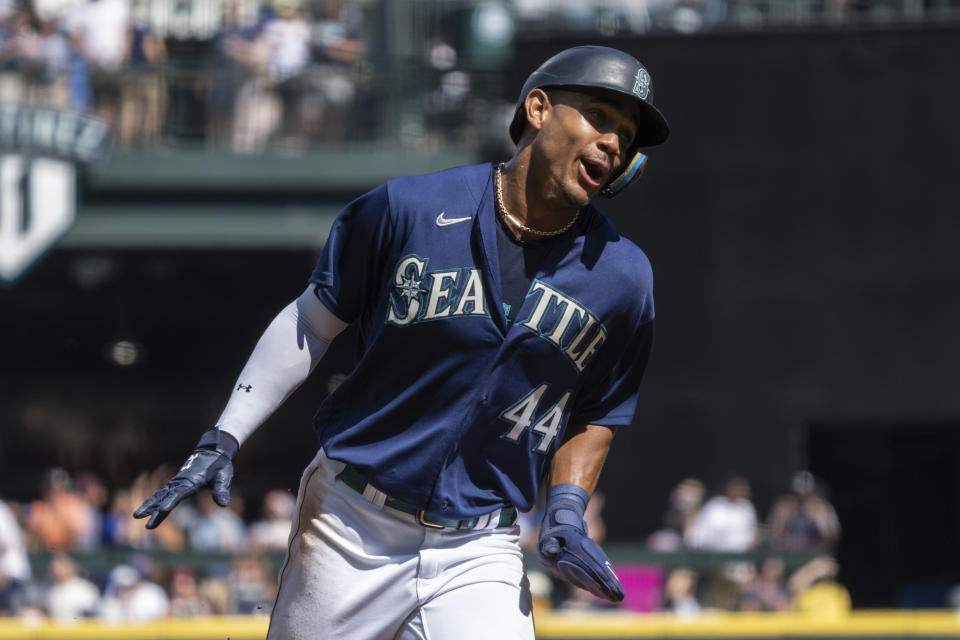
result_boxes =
[267,449,535,640]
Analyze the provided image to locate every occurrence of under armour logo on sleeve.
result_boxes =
[237,384,252,392]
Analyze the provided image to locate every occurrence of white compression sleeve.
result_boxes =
[214,286,348,446]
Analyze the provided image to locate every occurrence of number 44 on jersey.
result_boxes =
[500,384,571,454]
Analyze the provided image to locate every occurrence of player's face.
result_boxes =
[534,88,640,208]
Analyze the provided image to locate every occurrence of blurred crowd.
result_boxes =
[0,466,294,621]
[0,0,373,152]
[2,0,954,157]
[0,465,848,621]
[205,0,370,152]
[0,0,169,148]
[512,0,960,36]
[519,470,848,615]
[647,471,842,554]
[642,471,847,615]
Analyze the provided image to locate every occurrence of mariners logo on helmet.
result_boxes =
[632,69,651,100]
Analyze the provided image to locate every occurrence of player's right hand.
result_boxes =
[133,427,239,529]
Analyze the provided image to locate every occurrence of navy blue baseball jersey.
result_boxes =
[309,163,654,518]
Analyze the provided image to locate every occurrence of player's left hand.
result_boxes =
[133,427,239,529]
[537,484,625,603]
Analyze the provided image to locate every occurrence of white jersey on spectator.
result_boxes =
[0,500,31,583]
[99,565,169,622]
[66,0,129,71]
[262,17,311,82]
[689,494,758,552]
[46,576,100,623]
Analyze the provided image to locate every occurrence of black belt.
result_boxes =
[336,463,517,530]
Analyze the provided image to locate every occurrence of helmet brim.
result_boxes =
[632,98,670,148]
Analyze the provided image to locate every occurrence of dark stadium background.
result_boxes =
[2,22,959,612]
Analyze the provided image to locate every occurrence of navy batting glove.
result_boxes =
[538,484,625,603]
[133,427,239,530]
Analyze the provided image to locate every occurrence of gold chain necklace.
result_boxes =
[495,163,579,239]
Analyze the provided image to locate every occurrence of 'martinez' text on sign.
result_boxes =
[0,104,110,164]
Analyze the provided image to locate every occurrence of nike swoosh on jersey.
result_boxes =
[436,212,472,226]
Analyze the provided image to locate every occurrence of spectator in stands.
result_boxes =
[249,489,295,552]
[738,556,792,612]
[260,0,312,148]
[0,497,31,615]
[4,11,70,109]
[43,553,99,623]
[789,555,851,618]
[0,10,36,103]
[130,553,169,591]
[688,475,758,552]
[168,565,213,617]
[667,0,729,34]
[64,0,129,128]
[198,567,233,615]
[26,468,94,553]
[228,553,276,615]
[65,27,91,111]
[118,3,166,148]
[647,477,706,551]
[72,472,107,551]
[422,70,475,152]
[179,490,246,552]
[584,489,608,544]
[103,488,135,549]
[662,568,700,617]
[207,0,258,147]
[231,6,280,154]
[98,563,169,622]
[308,0,368,143]
[767,471,841,551]
[0,2,22,103]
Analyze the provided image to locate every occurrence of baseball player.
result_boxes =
[135,45,669,639]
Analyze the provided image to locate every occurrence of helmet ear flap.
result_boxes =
[600,152,647,198]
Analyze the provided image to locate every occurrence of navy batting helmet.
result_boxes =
[509,45,670,198]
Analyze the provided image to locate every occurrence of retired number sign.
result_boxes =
[0,155,76,285]
[0,106,109,286]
